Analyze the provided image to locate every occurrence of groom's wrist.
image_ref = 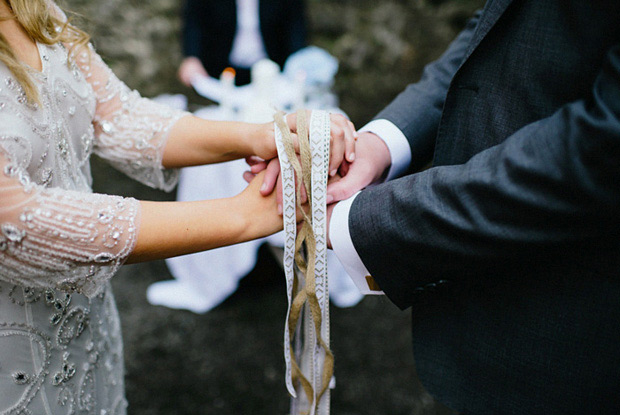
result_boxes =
[358,132,392,185]
[359,119,411,180]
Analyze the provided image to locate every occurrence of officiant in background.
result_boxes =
[177,0,307,87]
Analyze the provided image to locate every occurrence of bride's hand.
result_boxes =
[244,158,308,216]
[236,170,283,240]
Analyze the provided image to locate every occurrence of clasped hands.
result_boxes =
[244,112,392,248]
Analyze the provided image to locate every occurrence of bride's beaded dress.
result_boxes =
[0,19,187,415]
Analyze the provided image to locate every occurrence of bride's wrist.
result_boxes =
[233,192,263,242]
[247,122,275,160]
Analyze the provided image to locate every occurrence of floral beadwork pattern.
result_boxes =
[0,2,188,413]
[75,45,186,192]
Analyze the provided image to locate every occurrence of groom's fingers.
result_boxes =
[329,132,345,177]
[326,176,358,203]
[328,114,357,175]
[326,164,373,203]
[285,111,357,179]
[345,120,357,162]
[330,114,357,159]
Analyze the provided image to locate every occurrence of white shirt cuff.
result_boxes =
[359,119,411,180]
[330,192,384,295]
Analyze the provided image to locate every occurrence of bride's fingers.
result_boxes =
[242,170,256,184]
[245,155,265,166]
[246,156,268,174]
[250,160,268,174]
[260,158,281,196]
[286,110,312,134]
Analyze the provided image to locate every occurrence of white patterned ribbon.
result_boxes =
[274,110,332,415]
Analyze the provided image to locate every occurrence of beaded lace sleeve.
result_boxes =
[74,46,190,192]
[0,148,140,297]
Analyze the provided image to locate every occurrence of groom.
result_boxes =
[324,1,620,414]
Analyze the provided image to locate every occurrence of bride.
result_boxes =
[0,0,356,412]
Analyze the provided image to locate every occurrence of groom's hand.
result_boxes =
[326,132,391,203]
[249,112,358,194]
[249,131,392,217]
[285,111,358,176]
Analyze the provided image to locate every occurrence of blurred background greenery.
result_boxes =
[60,0,484,413]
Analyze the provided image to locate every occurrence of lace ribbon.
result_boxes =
[274,110,333,415]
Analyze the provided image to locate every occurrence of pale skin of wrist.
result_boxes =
[128,171,282,263]
[162,115,274,168]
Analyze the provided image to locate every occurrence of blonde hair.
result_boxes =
[0,0,90,104]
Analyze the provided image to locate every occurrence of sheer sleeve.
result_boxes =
[73,46,190,192]
[0,145,140,297]
[48,0,189,190]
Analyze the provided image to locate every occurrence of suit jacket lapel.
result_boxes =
[462,0,515,64]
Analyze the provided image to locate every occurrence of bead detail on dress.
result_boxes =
[2,223,26,243]
[13,371,31,385]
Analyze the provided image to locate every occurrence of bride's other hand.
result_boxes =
[237,170,283,238]
[244,158,308,215]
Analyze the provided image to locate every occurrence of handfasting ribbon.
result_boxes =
[274,110,333,415]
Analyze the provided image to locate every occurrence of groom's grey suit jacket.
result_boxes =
[350,1,620,413]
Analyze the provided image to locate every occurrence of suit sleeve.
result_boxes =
[182,0,203,58]
[376,11,481,171]
[350,44,620,309]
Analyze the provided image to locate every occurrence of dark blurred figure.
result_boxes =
[178,0,306,86]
